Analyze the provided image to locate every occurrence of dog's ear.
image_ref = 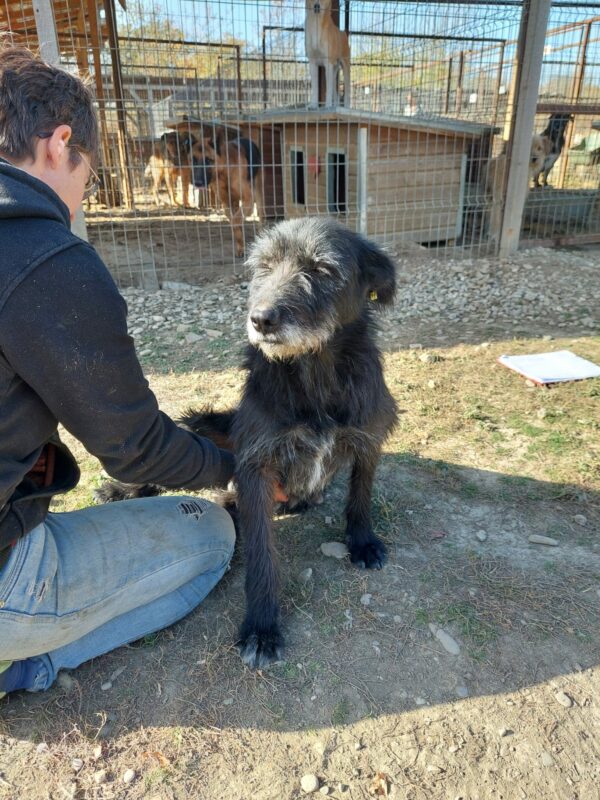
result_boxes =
[357,237,396,306]
[214,127,226,156]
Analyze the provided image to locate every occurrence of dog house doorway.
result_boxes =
[327,149,347,214]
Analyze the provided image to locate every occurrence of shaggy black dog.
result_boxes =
[97,217,398,669]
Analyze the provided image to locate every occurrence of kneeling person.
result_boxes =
[0,44,235,697]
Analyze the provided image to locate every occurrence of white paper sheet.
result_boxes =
[498,350,600,385]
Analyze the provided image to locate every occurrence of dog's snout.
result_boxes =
[251,307,281,334]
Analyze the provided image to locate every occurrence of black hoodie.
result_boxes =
[0,159,234,553]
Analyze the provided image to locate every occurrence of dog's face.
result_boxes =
[530,134,547,173]
[182,126,228,188]
[245,218,396,360]
[161,131,196,168]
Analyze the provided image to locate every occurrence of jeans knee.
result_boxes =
[211,504,236,566]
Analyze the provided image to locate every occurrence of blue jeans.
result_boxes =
[0,496,235,691]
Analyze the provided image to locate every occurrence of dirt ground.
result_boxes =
[1,250,599,799]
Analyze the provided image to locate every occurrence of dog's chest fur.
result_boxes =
[233,321,394,500]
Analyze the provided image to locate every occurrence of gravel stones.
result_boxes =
[528,535,559,546]
[555,691,573,708]
[301,774,320,793]
[320,541,348,559]
[475,530,488,542]
[429,623,461,655]
[122,769,136,785]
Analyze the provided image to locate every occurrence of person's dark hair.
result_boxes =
[0,42,99,168]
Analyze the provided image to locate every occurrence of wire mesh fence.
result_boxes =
[2,0,600,286]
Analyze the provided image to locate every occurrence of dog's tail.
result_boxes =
[179,406,236,452]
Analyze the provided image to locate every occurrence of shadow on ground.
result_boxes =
[2,455,598,744]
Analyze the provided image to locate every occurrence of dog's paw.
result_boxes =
[93,481,129,503]
[93,481,159,504]
[237,628,285,669]
[348,536,387,570]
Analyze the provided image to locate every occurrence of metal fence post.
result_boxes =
[498,0,552,257]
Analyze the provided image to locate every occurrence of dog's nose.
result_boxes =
[251,307,281,334]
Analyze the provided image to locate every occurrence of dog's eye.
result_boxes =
[307,260,331,275]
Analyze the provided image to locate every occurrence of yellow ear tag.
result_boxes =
[369,290,378,301]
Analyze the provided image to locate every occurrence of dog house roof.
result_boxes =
[233,108,499,138]
[166,109,499,140]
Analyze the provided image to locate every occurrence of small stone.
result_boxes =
[301,773,320,793]
[320,541,348,559]
[354,741,364,751]
[536,408,547,419]
[429,623,461,655]
[71,758,83,772]
[93,769,108,785]
[427,379,437,389]
[360,593,372,606]
[448,744,461,753]
[573,514,587,527]
[184,332,202,344]
[541,751,554,767]
[324,515,333,525]
[101,681,112,691]
[223,697,234,706]
[415,697,427,706]
[110,665,126,682]
[205,328,222,338]
[528,535,558,547]
[36,743,49,754]
[122,769,136,785]
[543,335,554,341]
[57,672,75,692]
[409,343,423,349]
[337,784,349,793]
[555,691,573,708]
[456,686,469,698]
[299,567,313,583]
[393,615,402,623]
[498,727,513,737]
[320,787,330,796]
[475,530,488,542]
[419,353,438,363]
[93,745,103,760]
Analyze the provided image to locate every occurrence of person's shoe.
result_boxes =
[0,660,14,699]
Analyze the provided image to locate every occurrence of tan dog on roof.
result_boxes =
[305,0,351,108]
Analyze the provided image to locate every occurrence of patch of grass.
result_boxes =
[508,416,545,438]
[331,697,351,726]
[144,767,170,790]
[433,601,498,648]
[414,608,431,626]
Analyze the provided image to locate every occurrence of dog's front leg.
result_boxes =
[236,465,284,668]
[345,448,387,570]
[230,204,246,257]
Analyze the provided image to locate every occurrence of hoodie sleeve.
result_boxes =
[0,243,234,489]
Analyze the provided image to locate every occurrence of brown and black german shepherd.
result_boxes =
[182,124,263,256]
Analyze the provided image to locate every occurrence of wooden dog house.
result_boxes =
[239,108,497,247]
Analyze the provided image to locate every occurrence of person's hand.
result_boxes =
[273,480,288,503]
